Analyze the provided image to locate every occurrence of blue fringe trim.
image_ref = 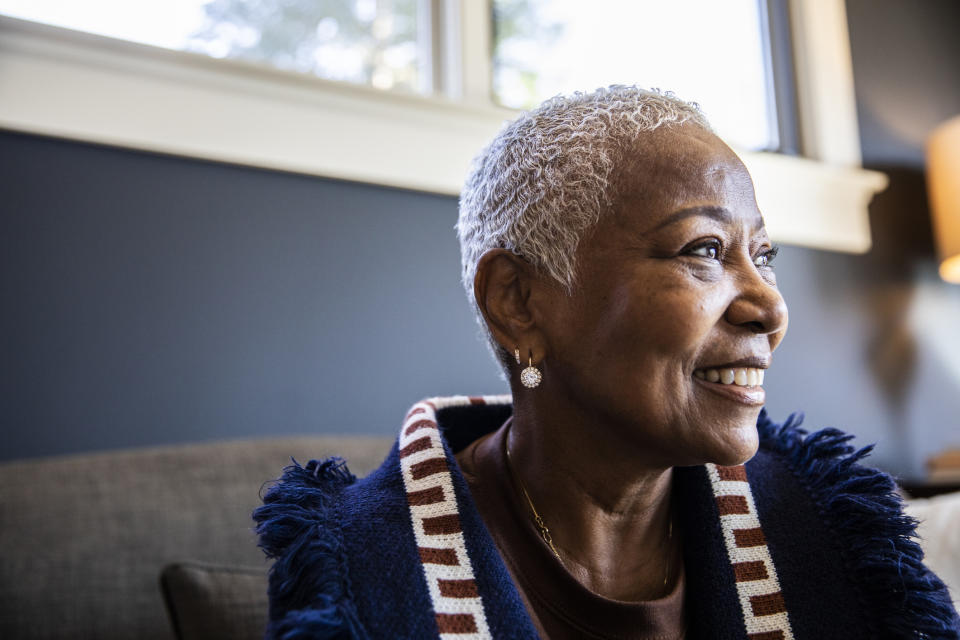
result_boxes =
[757,411,959,639]
[253,457,368,640]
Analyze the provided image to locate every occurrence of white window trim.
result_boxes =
[789,0,863,166]
[0,1,885,253]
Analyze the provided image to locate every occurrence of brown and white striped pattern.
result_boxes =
[399,395,510,639]
[706,463,794,640]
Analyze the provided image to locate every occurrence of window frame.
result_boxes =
[0,0,884,252]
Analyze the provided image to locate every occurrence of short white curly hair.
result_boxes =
[456,85,712,368]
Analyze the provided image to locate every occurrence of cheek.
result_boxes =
[622,289,721,360]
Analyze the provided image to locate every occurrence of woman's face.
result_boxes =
[537,124,788,467]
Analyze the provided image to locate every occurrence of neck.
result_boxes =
[506,399,680,601]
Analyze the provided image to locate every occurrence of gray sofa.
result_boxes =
[0,436,393,640]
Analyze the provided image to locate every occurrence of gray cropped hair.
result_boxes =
[456,85,712,367]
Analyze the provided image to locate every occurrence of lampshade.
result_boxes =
[927,115,960,284]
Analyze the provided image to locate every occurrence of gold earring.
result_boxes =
[520,354,542,389]
[514,347,521,364]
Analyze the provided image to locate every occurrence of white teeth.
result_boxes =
[695,367,766,387]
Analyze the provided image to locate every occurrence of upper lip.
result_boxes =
[696,356,770,370]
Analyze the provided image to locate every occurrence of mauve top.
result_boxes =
[457,420,686,640]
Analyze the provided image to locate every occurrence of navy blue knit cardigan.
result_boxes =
[254,396,959,639]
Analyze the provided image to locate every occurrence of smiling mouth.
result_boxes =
[693,367,765,387]
[692,366,766,406]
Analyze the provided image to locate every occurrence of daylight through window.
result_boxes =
[493,0,779,150]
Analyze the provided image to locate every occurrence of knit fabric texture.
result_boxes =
[254,396,960,639]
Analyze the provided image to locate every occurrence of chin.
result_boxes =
[711,446,758,467]
[706,421,760,467]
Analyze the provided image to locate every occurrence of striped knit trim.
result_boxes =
[399,395,510,639]
[706,463,795,640]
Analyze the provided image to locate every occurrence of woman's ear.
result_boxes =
[473,249,542,355]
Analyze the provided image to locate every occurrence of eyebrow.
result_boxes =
[649,205,764,233]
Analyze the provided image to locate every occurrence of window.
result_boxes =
[492,0,779,151]
[3,0,780,148]
[0,0,427,93]
[0,0,880,253]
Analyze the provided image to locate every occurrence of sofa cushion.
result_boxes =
[905,491,960,608]
[161,562,268,640]
[0,436,392,640]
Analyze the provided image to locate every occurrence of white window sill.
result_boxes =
[0,16,886,253]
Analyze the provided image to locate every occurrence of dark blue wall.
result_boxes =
[1,133,506,459]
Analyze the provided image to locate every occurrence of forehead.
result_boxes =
[609,124,762,233]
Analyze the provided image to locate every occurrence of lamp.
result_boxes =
[927,115,960,284]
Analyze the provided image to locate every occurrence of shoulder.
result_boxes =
[252,434,461,640]
[254,456,357,560]
[749,410,959,638]
[253,456,367,639]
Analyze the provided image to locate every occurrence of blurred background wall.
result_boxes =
[762,0,960,479]
[2,0,959,480]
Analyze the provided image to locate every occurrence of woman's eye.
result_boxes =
[688,241,721,260]
[754,245,779,268]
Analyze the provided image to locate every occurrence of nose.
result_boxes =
[724,264,788,346]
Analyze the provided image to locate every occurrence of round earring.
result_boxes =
[520,355,542,389]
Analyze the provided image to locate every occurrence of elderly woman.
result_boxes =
[255,86,959,639]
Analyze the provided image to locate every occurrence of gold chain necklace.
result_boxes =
[504,439,563,561]
[503,428,674,588]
